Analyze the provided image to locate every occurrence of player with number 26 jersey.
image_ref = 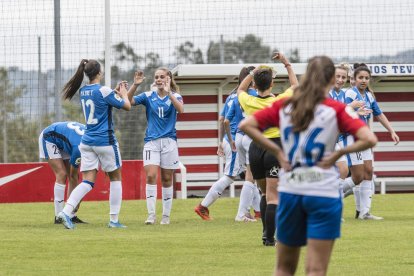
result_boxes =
[254,98,366,198]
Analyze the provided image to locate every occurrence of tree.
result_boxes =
[174,41,204,64]
[207,34,272,64]
[0,67,39,162]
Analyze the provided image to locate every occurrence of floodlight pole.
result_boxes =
[105,0,111,87]
[54,0,62,121]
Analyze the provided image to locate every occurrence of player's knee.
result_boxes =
[55,170,68,183]
[146,174,157,184]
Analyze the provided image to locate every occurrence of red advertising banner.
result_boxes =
[0,160,162,203]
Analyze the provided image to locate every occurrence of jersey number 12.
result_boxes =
[81,99,98,125]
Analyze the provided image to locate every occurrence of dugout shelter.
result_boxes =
[172,63,414,198]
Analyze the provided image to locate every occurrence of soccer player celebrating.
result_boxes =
[127,68,183,225]
[240,56,377,275]
[58,59,131,229]
[39,121,86,224]
[345,63,400,220]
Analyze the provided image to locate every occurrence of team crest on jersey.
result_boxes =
[114,93,122,102]
[345,106,359,119]
[269,166,279,177]
[166,99,171,106]
[75,158,81,165]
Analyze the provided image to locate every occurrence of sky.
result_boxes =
[0,0,413,71]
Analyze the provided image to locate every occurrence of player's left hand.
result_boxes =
[317,152,342,169]
[391,131,400,145]
[164,77,171,93]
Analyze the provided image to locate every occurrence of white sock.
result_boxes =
[146,184,157,216]
[110,181,122,223]
[63,182,93,216]
[353,185,361,212]
[54,183,66,216]
[371,179,375,196]
[342,177,355,195]
[237,181,255,217]
[162,186,173,217]
[360,180,372,216]
[252,185,261,212]
[201,176,233,207]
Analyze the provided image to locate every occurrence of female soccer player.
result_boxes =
[194,67,255,222]
[224,87,262,221]
[127,68,183,225]
[328,64,369,195]
[345,63,400,220]
[237,52,298,246]
[39,121,86,224]
[240,56,377,276]
[58,59,131,229]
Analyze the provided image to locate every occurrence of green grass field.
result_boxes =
[1,194,414,275]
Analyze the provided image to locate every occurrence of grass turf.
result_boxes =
[0,194,413,275]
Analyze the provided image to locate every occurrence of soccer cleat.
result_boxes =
[254,211,261,219]
[264,239,276,247]
[160,216,170,225]
[57,212,75,230]
[235,215,257,222]
[71,216,87,224]
[145,214,156,225]
[359,213,384,220]
[355,210,360,219]
[194,204,211,221]
[108,221,127,228]
[54,216,63,224]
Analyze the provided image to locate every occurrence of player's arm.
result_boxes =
[240,115,290,171]
[127,71,146,105]
[272,52,298,88]
[224,103,236,152]
[217,115,225,156]
[237,68,256,97]
[375,113,399,145]
[115,82,131,111]
[164,76,184,113]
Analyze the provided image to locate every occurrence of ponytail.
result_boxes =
[62,59,101,100]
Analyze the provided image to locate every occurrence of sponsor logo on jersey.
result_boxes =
[75,158,81,165]
[114,94,122,102]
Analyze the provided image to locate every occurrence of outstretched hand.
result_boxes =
[134,70,145,85]
[164,76,171,93]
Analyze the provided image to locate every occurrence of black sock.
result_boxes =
[260,196,267,235]
[265,204,277,241]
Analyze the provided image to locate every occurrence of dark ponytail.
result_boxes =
[62,59,101,100]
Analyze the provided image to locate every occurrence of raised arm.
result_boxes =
[116,82,131,111]
[127,71,145,105]
[165,76,184,113]
[272,52,298,88]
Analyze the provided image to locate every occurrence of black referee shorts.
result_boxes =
[249,138,281,180]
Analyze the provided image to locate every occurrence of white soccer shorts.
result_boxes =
[222,138,241,177]
[79,142,122,172]
[143,137,180,169]
[236,132,253,167]
[38,132,70,160]
[344,135,373,166]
